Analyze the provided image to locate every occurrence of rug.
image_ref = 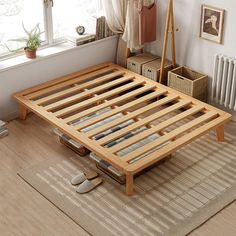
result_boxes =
[18,128,236,236]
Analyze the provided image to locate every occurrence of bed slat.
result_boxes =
[25,66,116,100]
[97,100,195,145]
[74,90,168,130]
[64,85,160,124]
[85,94,179,137]
[54,80,148,117]
[34,71,125,105]
[44,75,134,111]
[109,105,208,153]
[126,114,230,172]
[122,111,218,162]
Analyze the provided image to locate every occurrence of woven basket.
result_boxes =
[127,53,158,74]
[168,67,208,101]
[142,58,173,84]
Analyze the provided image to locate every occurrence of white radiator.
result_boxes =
[212,54,236,111]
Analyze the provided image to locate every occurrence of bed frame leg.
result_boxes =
[126,173,134,196]
[216,124,224,142]
[19,105,28,120]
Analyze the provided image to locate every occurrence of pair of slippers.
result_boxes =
[71,170,103,194]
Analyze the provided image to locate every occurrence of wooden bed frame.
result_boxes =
[14,62,232,196]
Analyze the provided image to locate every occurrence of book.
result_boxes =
[76,38,95,46]
[96,16,114,40]
[95,18,99,40]
[0,126,6,132]
[97,17,102,40]
[0,129,9,138]
[0,120,8,138]
[66,33,96,45]
[101,16,105,38]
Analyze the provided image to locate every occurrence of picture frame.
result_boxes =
[200,5,225,44]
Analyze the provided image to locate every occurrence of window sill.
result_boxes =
[0,35,118,73]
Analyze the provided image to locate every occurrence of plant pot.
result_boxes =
[24,48,37,59]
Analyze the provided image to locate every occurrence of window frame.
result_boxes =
[0,0,102,60]
[44,0,54,45]
[0,0,51,60]
[43,0,67,45]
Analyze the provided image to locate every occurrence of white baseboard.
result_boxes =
[209,101,236,122]
[1,111,19,122]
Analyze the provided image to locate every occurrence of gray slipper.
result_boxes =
[71,170,98,185]
[76,177,103,194]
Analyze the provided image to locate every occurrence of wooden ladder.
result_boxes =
[125,0,176,84]
[159,0,176,84]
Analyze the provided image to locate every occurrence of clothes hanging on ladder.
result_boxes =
[123,0,142,51]
[122,0,156,51]
[139,2,156,45]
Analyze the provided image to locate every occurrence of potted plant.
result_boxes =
[7,23,44,59]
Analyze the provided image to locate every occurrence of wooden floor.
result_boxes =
[0,114,236,236]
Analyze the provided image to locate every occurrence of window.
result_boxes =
[52,0,101,40]
[0,0,45,56]
[0,0,102,58]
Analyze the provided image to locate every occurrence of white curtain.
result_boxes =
[102,0,128,67]
[122,0,143,51]
[102,0,126,33]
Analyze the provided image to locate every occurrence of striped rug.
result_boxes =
[18,125,236,236]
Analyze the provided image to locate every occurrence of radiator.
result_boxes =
[212,54,236,111]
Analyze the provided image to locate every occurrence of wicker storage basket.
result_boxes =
[142,58,173,84]
[168,67,208,101]
[127,53,159,74]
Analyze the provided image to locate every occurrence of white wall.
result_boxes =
[147,0,236,119]
[1,1,236,121]
[0,37,118,120]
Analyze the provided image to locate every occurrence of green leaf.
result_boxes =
[6,22,44,52]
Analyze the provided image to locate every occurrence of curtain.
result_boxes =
[122,0,143,51]
[102,0,128,67]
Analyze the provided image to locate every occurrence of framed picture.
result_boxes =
[200,5,225,44]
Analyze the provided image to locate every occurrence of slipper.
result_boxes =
[76,177,103,194]
[71,170,98,185]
